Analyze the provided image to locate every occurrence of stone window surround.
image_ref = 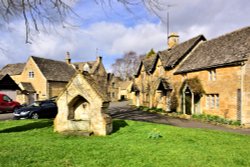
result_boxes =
[208,69,216,81]
[28,71,34,78]
[206,94,219,109]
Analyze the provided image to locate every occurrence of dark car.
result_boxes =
[13,100,57,119]
[0,93,21,113]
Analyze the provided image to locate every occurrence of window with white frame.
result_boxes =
[28,71,34,78]
[206,94,219,109]
[208,69,216,81]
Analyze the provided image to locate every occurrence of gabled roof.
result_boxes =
[143,54,158,74]
[154,78,172,91]
[119,81,133,90]
[0,63,25,76]
[135,54,158,77]
[159,35,206,69]
[19,82,36,92]
[31,56,76,82]
[73,61,96,72]
[81,72,109,102]
[175,27,250,74]
[0,74,20,90]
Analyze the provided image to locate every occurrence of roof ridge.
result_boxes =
[206,26,250,43]
[31,56,67,64]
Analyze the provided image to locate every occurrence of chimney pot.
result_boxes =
[65,51,71,64]
[168,33,179,49]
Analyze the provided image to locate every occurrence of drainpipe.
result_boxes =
[240,62,245,124]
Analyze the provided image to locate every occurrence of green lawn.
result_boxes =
[0,119,250,167]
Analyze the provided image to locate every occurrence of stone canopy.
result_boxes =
[54,71,112,136]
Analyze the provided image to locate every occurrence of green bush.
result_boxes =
[192,114,241,126]
[148,128,162,139]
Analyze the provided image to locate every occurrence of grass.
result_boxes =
[0,119,250,167]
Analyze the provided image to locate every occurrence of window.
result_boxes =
[206,94,219,109]
[208,69,216,81]
[3,95,11,102]
[112,82,115,88]
[112,92,115,98]
[29,71,34,78]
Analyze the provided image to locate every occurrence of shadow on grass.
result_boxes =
[0,120,53,133]
[112,119,128,134]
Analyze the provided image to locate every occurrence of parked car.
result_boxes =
[0,93,21,113]
[13,100,58,119]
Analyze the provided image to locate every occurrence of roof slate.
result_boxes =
[19,82,36,92]
[159,35,206,69]
[175,27,250,74]
[31,56,76,82]
[81,72,110,102]
[0,63,25,76]
[142,54,158,74]
[119,81,133,90]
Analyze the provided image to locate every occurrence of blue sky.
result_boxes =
[0,0,250,72]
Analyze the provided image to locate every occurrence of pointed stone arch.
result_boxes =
[181,78,205,115]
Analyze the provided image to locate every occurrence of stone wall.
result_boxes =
[48,81,68,98]
[19,58,47,100]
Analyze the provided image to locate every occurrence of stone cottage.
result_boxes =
[0,53,108,104]
[132,26,250,125]
[54,71,112,136]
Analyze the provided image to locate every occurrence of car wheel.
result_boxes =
[31,113,39,119]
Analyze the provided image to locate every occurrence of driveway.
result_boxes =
[108,101,250,135]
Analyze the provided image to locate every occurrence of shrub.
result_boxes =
[148,128,162,139]
[192,114,241,126]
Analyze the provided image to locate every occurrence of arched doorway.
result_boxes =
[182,85,201,115]
[68,95,90,121]
[184,87,192,115]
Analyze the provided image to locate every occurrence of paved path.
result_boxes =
[108,101,250,135]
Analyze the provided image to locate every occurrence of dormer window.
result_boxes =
[29,71,34,78]
[209,69,216,81]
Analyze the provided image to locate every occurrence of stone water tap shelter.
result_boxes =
[54,71,112,136]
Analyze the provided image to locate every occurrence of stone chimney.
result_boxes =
[96,56,102,63]
[168,33,179,49]
[65,51,71,64]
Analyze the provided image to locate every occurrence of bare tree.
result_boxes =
[0,0,78,43]
[0,0,164,43]
[111,51,141,80]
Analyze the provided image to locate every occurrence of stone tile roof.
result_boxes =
[154,78,172,91]
[0,75,4,80]
[73,61,96,73]
[159,35,206,69]
[119,81,133,90]
[181,77,205,95]
[142,54,158,74]
[175,27,250,74]
[19,82,36,92]
[135,54,158,76]
[82,72,110,102]
[0,63,25,75]
[31,56,76,82]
